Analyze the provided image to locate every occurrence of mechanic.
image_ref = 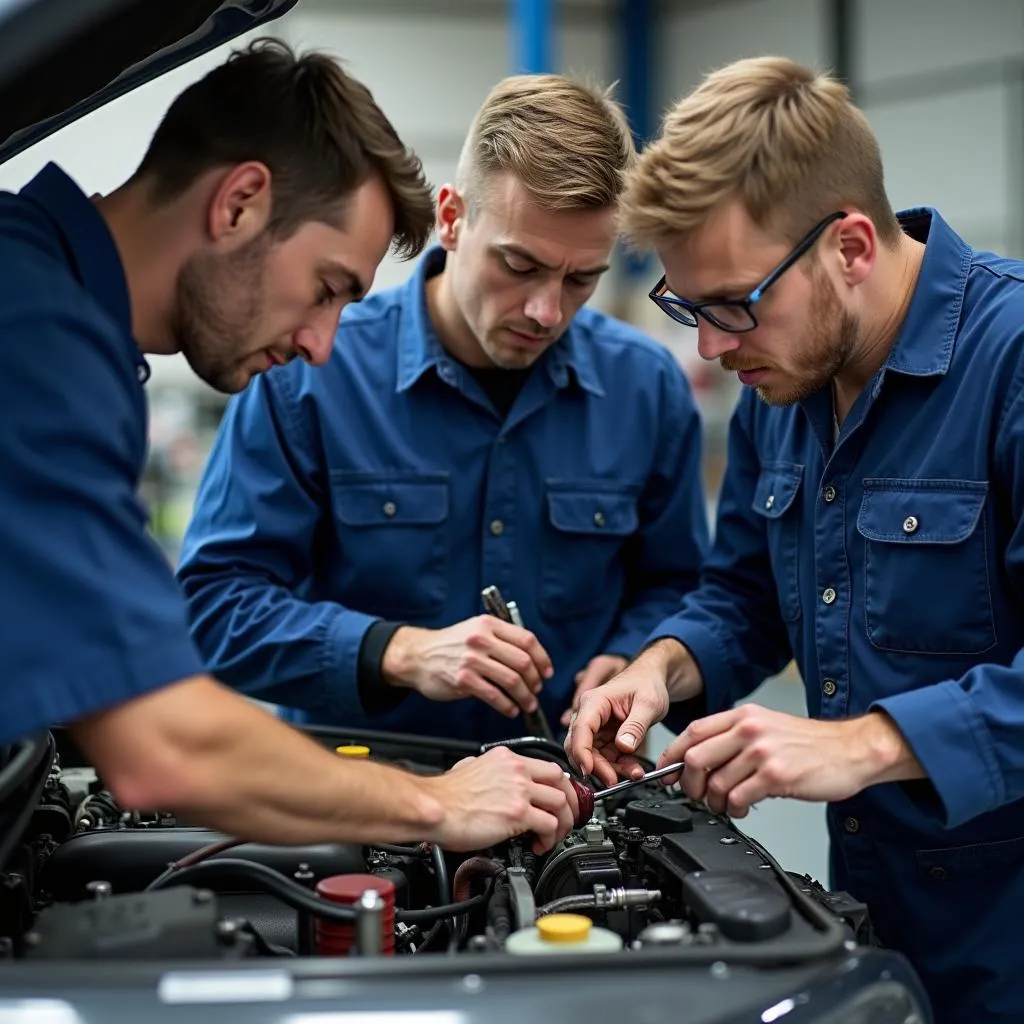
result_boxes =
[174,73,709,744]
[567,56,1024,1023]
[0,40,580,856]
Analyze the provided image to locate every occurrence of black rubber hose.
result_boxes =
[0,733,55,871]
[394,883,494,924]
[148,858,493,928]
[147,858,358,922]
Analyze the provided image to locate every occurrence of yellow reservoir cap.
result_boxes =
[536,913,592,944]
[335,745,370,758]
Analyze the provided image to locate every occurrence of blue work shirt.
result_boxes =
[177,248,709,743]
[655,208,1024,1024]
[0,163,204,746]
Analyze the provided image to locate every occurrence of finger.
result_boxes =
[528,779,574,839]
[588,743,623,788]
[458,670,520,718]
[560,707,573,727]
[701,752,758,815]
[471,652,539,712]
[522,807,560,853]
[724,774,770,819]
[679,728,746,778]
[484,633,546,694]
[492,619,554,680]
[567,701,606,779]
[573,664,607,704]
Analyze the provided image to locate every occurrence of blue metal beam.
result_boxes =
[619,0,653,278]
[512,0,554,74]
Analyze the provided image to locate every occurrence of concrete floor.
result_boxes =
[646,666,831,887]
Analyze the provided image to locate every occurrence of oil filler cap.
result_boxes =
[335,745,371,758]
[537,913,592,944]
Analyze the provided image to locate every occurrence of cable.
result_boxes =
[146,858,358,923]
[145,837,248,892]
[0,733,50,804]
[0,732,55,870]
[394,881,495,924]
[371,842,431,858]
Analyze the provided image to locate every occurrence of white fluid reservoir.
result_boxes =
[506,913,623,955]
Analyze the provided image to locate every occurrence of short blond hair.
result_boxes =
[619,56,900,250]
[456,73,636,212]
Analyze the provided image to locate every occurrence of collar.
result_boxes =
[20,163,149,383]
[396,246,604,397]
[881,207,972,379]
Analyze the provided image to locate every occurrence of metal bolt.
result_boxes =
[643,835,662,848]
[192,888,214,905]
[710,961,730,980]
[85,880,112,901]
[23,932,40,948]
[216,919,239,944]
[719,836,738,845]
[461,973,485,992]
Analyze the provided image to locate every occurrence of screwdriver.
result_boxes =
[481,586,556,741]
[567,762,685,827]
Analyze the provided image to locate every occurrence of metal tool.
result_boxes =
[568,762,685,826]
[481,585,555,741]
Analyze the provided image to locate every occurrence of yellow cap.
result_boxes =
[536,913,592,944]
[335,745,370,758]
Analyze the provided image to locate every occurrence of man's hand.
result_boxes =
[565,646,677,787]
[382,617,554,718]
[424,747,579,854]
[560,654,629,726]
[658,704,924,818]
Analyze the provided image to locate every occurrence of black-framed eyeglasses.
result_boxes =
[649,211,848,333]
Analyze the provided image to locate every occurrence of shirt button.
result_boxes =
[490,519,504,536]
[902,515,919,534]
[822,679,837,697]
[822,587,837,605]
[382,501,397,517]
[929,866,947,881]
[843,816,860,834]
[593,510,606,527]
[136,364,148,382]
[823,485,836,503]
[764,494,775,510]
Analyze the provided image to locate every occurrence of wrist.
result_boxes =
[408,772,451,844]
[851,711,925,787]
[380,626,423,690]
[643,638,702,702]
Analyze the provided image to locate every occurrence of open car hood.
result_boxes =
[0,0,299,165]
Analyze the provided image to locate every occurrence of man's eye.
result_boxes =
[317,283,337,306]
[503,260,534,277]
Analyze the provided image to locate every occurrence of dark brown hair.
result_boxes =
[133,38,433,258]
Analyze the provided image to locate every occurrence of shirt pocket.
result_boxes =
[330,470,450,617]
[539,480,639,619]
[857,479,994,654]
[750,462,804,623]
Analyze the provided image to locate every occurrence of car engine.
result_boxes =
[0,729,873,966]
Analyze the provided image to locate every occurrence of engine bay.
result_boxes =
[0,728,873,967]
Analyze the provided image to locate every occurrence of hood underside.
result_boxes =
[0,0,299,165]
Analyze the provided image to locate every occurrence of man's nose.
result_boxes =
[294,310,339,367]
[696,320,742,362]
[524,283,563,330]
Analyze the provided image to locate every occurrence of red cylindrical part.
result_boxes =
[569,777,595,827]
[315,873,396,956]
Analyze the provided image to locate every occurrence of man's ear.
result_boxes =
[834,212,877,288]
[206,162,273,249]
[435,184,466,252]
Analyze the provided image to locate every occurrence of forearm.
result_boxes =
[71,675,445,846]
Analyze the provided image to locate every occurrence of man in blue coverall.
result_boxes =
[0,40,580,856]
[176,73,709,743]
[567,56,1024,1022]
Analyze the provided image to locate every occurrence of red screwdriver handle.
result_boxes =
[569,777,594,827]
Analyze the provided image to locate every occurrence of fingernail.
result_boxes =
[528,700,538,713]
[619,733,637,751]
[544,667,554,679]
